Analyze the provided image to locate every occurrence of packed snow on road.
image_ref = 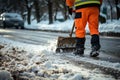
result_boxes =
[0,35,120,80]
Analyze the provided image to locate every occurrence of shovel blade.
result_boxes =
[56,36,76,53]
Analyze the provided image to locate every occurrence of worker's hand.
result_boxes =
[68,7,72,15]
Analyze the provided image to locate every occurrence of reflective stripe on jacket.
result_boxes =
[75,0,101,9]
[66,0,102,10]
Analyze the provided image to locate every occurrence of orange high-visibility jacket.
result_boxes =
[66,0,102,9]
[66,0,102,38]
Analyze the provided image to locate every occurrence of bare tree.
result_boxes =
[48,0,53,24]
[104,0,120,20]
[52,0,68,21]
[33,0,40,23]
[61,0,68,20]
[24,0,34,24]
[115,0,120,20]
[107,0,113,21]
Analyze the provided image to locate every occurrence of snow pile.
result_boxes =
[0,70,13,80]
[25,20,74,32]
[100,20,120,33]
[0,36,117,80]
[25,19,120,33]
[0,40,84,80]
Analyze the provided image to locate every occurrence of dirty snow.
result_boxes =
[0,36,119,80]
[0,16,120,79]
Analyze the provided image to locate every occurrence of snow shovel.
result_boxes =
[56,22,76,53]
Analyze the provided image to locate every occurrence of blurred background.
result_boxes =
[0,0,120,25]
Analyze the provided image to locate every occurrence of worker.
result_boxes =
[66,0,102,57]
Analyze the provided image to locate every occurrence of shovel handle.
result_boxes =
[69,22,75,37]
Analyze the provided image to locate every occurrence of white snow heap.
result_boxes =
[0,32,119,80]
[0,70,13,80]
[99,20,120,33]
[25,19,120,33]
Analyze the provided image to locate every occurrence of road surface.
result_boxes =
[0,29,120,62]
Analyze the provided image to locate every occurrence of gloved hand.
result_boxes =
[68,7,72,15]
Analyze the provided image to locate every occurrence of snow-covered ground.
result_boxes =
[0,35,120,80]
[25,19,120,33]
[0,15,120,79]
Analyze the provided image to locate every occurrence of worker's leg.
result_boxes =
[88,7,101,57]
[88,7,99,35]
[73,38,85,56]
[74,8,88,56]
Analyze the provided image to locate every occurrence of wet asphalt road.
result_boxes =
[85,36,120,57]
[0,29,120,62]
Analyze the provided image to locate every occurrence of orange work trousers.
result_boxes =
[75,7,99,38]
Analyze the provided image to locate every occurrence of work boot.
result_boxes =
[73,48,84,56]
[73,38,85,56]
[90,45,100,57]
[90,35,101,57]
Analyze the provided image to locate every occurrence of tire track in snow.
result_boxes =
[60,53,120,79]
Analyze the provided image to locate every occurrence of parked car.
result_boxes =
[0,13,24,29]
